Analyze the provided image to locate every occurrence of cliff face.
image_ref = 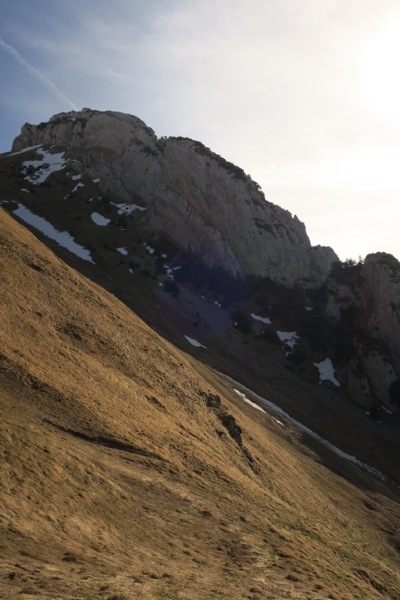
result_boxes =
[13,108,336,285]
[323,254,400,411]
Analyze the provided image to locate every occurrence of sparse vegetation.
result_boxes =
[329,258,363,285]
[375,252,400,273]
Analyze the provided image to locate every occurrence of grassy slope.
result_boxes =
[1,148,398,488]
[1,207,400,600]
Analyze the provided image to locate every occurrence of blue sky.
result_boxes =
[1,0,400,261]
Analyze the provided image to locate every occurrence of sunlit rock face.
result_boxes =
[13,109,337,286]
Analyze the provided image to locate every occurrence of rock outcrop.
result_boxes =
[12,108,337,285]
[323,254,400,411]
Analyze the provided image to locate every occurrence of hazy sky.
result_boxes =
[1,0,400,260]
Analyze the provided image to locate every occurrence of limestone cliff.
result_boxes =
[12,108,337,286]
[322,254,400,411]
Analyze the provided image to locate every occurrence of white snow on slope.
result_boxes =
[164,265,181,280]
[117,247,128,255]
[13,204,94,263]
[71,182,84,193]
[251,313,271,324]
[234,389,265,412]
[165,265,175,280]
[91,212,110,226]
[225,375,390,483]
[113,202,147,215]
[277,330,298,349]
[184,335,207,349]
[22,149,66,184]
[314,358,341,387]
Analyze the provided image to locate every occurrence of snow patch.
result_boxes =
[277,331,299,350]
[20,188,30,193]
[226,376,391,484]
[164,265,175,280]
[184,335,207,349]
[251,313,271,324]
[314,358,340,387]
[13,203,94,263]
[113,202,146,215]
[234,389,265,413]
[117,247,128,255]
[22,149,66,184]
[71,182,84,193]
[91,212,110,226]
[305,306,314,312]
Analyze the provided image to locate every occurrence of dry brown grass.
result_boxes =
[1,207,400,599]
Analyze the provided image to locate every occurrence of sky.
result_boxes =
[1,0,400,261]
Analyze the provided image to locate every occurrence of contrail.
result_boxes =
[0,35,78,110]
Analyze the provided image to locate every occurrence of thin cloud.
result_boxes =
[0,35,77,110]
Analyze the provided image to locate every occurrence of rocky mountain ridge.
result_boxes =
[12,108,337,285]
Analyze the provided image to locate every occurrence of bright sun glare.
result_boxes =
[362,16,400,119]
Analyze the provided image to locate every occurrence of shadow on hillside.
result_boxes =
[300,431,400,502]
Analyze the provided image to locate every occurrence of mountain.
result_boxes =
[1,109,400,598]
[1,207,400,599]
[2,109,400,421]
[11,108,338,286]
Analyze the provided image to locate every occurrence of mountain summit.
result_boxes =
[12,108,337,286]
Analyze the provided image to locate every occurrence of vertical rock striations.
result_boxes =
[12,109,337,286]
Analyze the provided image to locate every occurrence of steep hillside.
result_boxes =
[1,211,400,600]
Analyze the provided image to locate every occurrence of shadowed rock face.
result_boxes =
[321,253,400,411]
[13,108,337,286]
